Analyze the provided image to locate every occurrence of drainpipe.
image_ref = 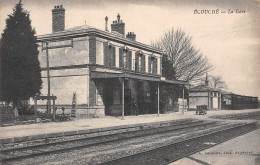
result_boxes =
[122,78,125,120]
[157,83,160,116]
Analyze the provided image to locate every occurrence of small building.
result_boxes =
[36,5,188,117]
[189,75,222,110]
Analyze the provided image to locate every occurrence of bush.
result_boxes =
[17,100,34,115]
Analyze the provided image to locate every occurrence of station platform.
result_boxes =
[171,129,260,165]
[0,109,259,142]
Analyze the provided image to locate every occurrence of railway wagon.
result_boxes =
[222,93,258,110]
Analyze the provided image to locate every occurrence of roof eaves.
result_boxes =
[37,28,162,54]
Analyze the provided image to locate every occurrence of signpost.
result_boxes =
[34,95,57,121]
[71,92,77,117]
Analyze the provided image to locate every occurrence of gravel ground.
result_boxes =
[4,121,240,165]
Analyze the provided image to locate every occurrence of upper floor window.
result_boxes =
[103,42,115,67]
[149,54,157,74]
[135,50,145,72]
[119,46,131,70]
[138,56,142,71]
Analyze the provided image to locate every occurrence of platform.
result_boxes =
[0,109,259,143]
[171,129,260,165]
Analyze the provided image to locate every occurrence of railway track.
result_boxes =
[101,122,258,165]
[210,112,260,120]
[0,119,215,163]
[1,120,257,165]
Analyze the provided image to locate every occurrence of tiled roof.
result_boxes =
[65,24,96,31]
[189,85,221,92]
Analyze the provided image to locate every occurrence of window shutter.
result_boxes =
[160,56,162,74]
[119,48,123,68]
[135,52,139,71]
[112,47,116,67]
[148,56,151,73]
[127,51,132,70]
[103,42,109,66]
[153,58,157,74]
[141,55,145,72]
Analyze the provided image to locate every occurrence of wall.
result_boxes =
[189,97,208,109]
[39,37,89,68]
[39,68,89,105]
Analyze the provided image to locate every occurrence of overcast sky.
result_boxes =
[0,0,259,98]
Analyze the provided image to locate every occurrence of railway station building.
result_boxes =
[36,5,188,117]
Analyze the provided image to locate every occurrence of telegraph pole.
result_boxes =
[46,42,51,114]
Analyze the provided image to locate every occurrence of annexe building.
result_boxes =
[189,75,222,110]
[36,5,188,117]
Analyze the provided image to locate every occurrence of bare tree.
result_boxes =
[210,75,228,90]
[151,28,213,84]
[190,74,228,91]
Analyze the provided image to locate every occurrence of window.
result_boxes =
[109,46,115,67]
[104,42,115,67]
[151,61,154,73]
[138,56,142,71]
[123,51,127,68]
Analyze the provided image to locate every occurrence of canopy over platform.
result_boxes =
[90,70,189,85]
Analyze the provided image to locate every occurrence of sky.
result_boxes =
[0,0,259,98]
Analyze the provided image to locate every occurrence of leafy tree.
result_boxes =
[0,0,42,108]
[161,53,176,80]
[152,28,213,84]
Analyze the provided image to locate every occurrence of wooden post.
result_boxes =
[34,96,37,120]
[122,78,125,120]
[53,96,56,121]
[208,91,210,110]
[182,86,185,115]
[157,83,160,116]
[87,97,89,117]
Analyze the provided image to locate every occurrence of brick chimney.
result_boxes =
[105,16,108,31]
[111,13,125,37]
[205,73,209,86]
[126,32,136,41]
[52,5,65,33]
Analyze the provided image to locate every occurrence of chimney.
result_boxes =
[52,5,65,33]
[111,13,125,37]
[105,16,108,31]
[205,73,209,86]
[126,32,136,41]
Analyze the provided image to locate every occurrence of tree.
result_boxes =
[0,1,42,108]
[190,74,228,91]
[152,28,213,84]
[161,53,176,80]
[210,75,228,91]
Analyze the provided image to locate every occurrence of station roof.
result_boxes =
[37,24,163,55]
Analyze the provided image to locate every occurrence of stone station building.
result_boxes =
[36,5,188,117]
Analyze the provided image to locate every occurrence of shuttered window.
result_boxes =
[119,48,123,68]
[127,51,132,70]
[109,46,115,67]
[153,57,157,74]
[148,56,151,73]
[103,42,109,66]
[103,42,115,67]
[135,52,139,72]
[141,55,145,72]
